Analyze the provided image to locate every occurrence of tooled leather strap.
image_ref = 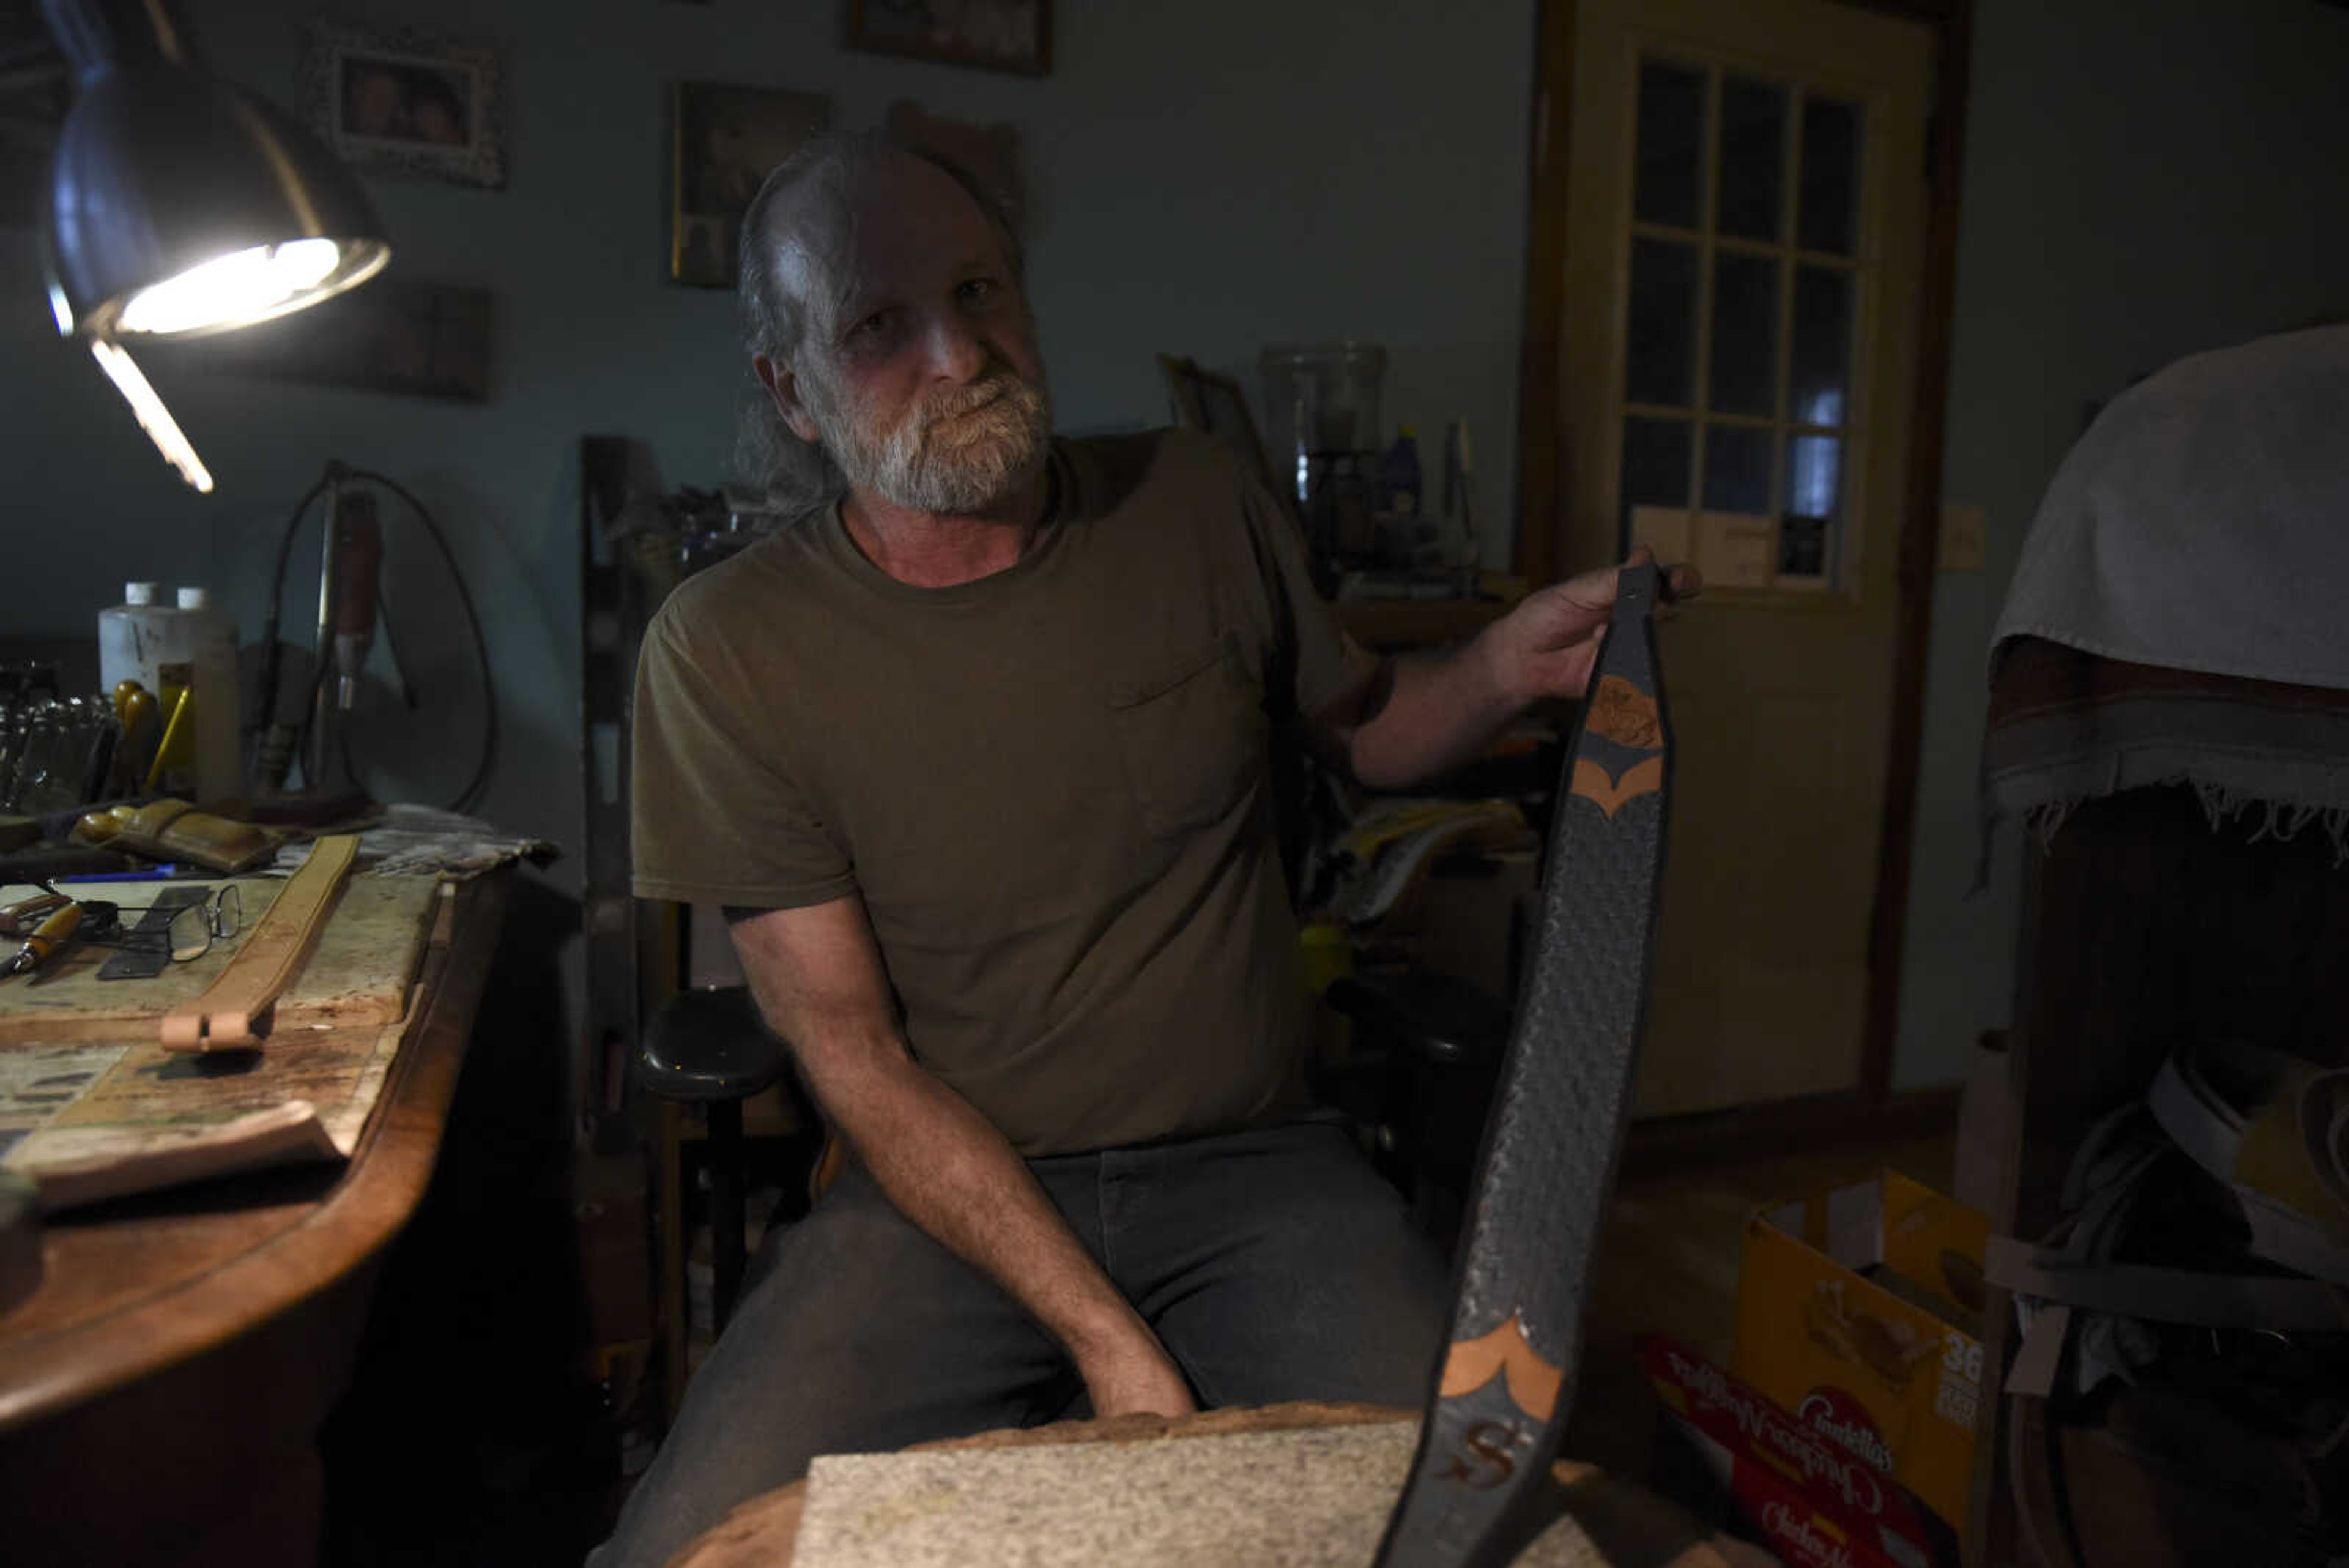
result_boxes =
[1372,563,1671,1568]
[160,834,360,1052]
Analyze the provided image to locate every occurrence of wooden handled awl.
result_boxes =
[4,902,83,978]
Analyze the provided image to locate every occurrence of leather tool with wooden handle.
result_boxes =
[1372,562,1674,1568]
[160,834,360,1052]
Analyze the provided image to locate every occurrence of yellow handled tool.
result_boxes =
[4,902,82,977]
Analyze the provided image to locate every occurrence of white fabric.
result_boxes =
[1994,324,2349,689]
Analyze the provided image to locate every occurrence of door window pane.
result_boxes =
[1620,417,1693,544]
[1798,97,1861,255]
[1626,238,1699,408]
[1781,432,1841,579]
[1789,266,1854,428]
[1707,251,1780,418]
[1715,77,1786,242]
[1701,425,1772,514]
[1634,59,1707,229]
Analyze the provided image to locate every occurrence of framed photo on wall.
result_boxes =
[847,1,1053,77]
[302,23,507,189]
[670,82,833,289]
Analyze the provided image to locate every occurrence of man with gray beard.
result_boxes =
[604,132,1693,1565]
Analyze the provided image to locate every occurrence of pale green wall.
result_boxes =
[0,0,1540,846]
[1891,0,2349,1089]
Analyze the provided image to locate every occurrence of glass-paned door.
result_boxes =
[1616,57,1868,594]
[1551,0,1933,1118]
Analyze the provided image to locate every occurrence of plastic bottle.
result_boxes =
[1381,426,1423,516]
[97,582,240,803]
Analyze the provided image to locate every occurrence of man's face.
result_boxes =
[773,155,1051,516]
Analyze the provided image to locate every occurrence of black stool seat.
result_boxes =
[634,984,798,1331]
[636,986,790,1102]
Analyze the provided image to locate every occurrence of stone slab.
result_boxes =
[793,1419,1605,1568]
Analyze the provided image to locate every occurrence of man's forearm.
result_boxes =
[1345,638,1521,791]
[817,1034,1166,1377]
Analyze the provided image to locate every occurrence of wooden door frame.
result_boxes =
[1513,0,1976,1137]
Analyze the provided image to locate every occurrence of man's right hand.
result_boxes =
[1080,1332,1199,1419]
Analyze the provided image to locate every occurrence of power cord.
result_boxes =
[256,461,499,814]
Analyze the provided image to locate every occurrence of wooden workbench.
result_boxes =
[0,869,509,1566]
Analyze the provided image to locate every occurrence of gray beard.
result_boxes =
[815,370,1053,515]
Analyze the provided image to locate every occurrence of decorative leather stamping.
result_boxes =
[1569,756,1664,818]
[1436,1312,1565,1420]
[1585,675,1662,751]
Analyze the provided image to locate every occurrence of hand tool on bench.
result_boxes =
[1373,560,1674,1568]
[159,833,359,1051]
[0,891,72,939]
[3,901,83,978]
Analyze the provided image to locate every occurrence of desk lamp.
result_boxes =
[41,0,390,492]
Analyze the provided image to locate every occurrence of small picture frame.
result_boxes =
[847,0,1053,77]
[670,81,833,289]
[302,22,507,190]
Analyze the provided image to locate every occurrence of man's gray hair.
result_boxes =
[733,130,1027,516]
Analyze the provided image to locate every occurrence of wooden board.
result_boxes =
[0,875,440,1044]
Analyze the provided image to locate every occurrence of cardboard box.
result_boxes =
[1639,1334,1946,1568]
[1731,1169,1989,1539]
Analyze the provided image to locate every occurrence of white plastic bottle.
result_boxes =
[97,582,240,803]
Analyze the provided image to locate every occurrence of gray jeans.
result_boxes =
[593,1112,1450,1566]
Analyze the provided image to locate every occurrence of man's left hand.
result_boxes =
[1477,546,1699,706]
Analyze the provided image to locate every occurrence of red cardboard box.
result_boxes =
[1640,1334,1946,1568]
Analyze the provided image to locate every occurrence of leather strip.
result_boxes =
[160,834,360,1052]
[2145,1043,2349,1285]
[2003,1301,2073,1399]
[1984,1235,2349,1332]
[1373,564,1671,1568]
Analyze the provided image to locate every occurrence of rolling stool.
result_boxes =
[635,986,793,1329]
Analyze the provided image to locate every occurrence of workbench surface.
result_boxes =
[0,871,508,1566]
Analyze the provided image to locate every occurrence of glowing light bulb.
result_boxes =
[91,340,214,493]
[116,237,370,335]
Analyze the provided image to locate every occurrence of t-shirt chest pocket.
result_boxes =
[1107,631,1264,838]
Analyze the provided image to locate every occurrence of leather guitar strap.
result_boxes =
[160,833,361,1052]
[1373,563,1673,1568]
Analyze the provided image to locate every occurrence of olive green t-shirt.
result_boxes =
[629,431,1356,1156]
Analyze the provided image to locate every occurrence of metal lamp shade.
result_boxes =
[46,54,389,339]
